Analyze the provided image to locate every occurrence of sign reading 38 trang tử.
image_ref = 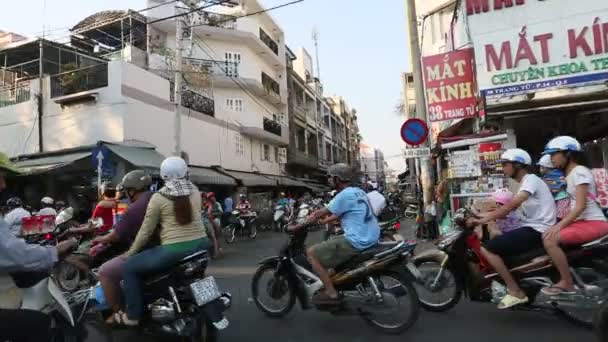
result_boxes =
[422,48,478,122]
[403,147,431,159]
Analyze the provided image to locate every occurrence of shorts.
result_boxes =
[483,226,542,257]
[309,235,359,269]
[559,220,608,245]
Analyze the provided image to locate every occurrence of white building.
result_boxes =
[359,143,386,189]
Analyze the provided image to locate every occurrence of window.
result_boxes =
[261,144,271,161]
[234,133,244,156]
[274,146,279,163]
[224,52,241,77]
[226,98,243,112]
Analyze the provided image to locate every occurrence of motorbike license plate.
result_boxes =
[190,276,221,306]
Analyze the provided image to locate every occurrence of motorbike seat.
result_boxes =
[143,250,209,286]
[335,242,402,272]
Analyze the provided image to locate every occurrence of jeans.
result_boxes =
[123,239,211,320]
[0,309,51,342]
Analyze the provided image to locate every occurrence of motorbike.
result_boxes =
[8,269,111,342]
[404,204,418,220]
[272,204,290,232]
[223,210,257,244]
[92,249,232,341]
[410,207,608,327]
[251,224,421,334]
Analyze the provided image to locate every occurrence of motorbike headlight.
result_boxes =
[437,231,462,250]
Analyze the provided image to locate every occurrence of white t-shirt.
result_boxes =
[566,165,606,222]
[517,174,557,233]
[4,208,31,235]
[37,207,57,217]
[366,190,387,217]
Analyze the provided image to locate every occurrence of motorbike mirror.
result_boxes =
[55,207,74,226]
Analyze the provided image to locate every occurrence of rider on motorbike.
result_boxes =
[38,197,57,216]
[119,157,211,326]
[472,148,557,309]
[541,136,608,295]
[4,197,31,236]
[290,163,381,304]
[94,170,154,324]
[0,152,77,342]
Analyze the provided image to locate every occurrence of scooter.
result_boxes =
[223,210,258,244]
[411,207,608,327]
[273,204,289,232]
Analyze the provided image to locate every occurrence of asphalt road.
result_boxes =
[115,225,594,342]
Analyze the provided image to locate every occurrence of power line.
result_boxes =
[148,0,231,25]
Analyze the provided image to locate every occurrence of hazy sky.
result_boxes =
[0,0,412,172]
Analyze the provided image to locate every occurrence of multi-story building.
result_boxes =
[360,143,386,189]
[327,96,361,172]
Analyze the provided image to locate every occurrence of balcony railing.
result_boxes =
[261,72,280,97]
[50,64,108,98]
[191,11,237,29]
[181,88,215,117]
[0,83,31,108]
[259,28,279,55]
[184,58,239,78]
[263,117,282,137]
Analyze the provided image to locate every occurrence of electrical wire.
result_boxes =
[186,0,305,28]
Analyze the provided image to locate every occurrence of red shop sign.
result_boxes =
[423,48,478,122]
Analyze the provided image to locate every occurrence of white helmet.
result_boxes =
[501,148,532,166]
[41,196,54,206]
[160,156,188,180]
[537,154,554,168]
[544,136,582,155]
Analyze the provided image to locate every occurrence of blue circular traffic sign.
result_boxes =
[400,119,428,146]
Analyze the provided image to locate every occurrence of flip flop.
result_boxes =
[497,294,529,310]
[541,286,576,296]
[312,292,340,305]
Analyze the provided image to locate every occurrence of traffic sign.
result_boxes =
[403,147,431,159]
[400,119,429,146]
[91,145,110,169]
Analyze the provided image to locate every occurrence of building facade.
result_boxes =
[360,143,386,189]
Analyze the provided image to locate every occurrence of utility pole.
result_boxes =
[174,12,183,156]
[38,38,44,153]
[406,0,434,205]
[312,26,321,80]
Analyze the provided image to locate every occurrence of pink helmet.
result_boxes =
[491,188,513,205]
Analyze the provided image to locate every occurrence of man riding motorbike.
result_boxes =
[4,197,31,236]
[289,163,381,304]
[472,148,557,309]
[118,157,211,326]
[0,152,77,342]
[94,170,154,324]
[541,136,608,295]
[38,197,57,216]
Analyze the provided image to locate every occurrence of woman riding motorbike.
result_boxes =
[541,136,608,295]
[117,157,211,326]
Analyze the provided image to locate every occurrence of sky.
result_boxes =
[0,0,412,172]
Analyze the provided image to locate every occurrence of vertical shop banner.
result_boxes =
[422,48,478,122]
[465,0,608,97]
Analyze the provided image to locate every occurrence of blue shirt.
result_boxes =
[328,187,380,250]
[277,198,289,207]
[224,197,233,212]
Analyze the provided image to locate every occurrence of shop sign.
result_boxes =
[465,0,608,97]
[403,147,431,159]
[422,49,477,122]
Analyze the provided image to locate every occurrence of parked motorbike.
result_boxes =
[223,210,257,244]
[251,224,420,334]
[92,249,232,341]
[410,207,608,327]
[404,205,418,220]
[9,269,111,342]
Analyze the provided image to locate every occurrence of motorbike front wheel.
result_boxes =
[361,270,420,334]
[251,264,296,318]
[413,261,462,312]
[53,260,82,292]
[187,314,218,342]
[224,225,236,244]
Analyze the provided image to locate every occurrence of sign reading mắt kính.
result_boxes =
[464,0,608,97]
[422,48,478,122]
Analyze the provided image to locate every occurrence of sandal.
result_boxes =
[497,293,528,310]
[112,311,139,327]
[541,286,576,296]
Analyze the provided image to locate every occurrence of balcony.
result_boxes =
[0,83,30,108]
[259,28,279,55]
[50,64,108,98]
[184,58,239,78]
[241,117,288,146]
[182,88,215,117]
[263,117,282,136]
[288,147,319,169]
[191,11,237,30]
[261,72,280,97]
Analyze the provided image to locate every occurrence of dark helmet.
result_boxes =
[6,197,22,208]
[328,163,354,182]
[119,170,152,192]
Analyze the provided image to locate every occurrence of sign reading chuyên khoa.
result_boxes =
[422,48,477,122]
[465,0,608,97]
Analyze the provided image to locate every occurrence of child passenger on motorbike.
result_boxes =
[472,149,556,309]
[538,154,571,220]
[118,157,211,326]
[541,136,608,295]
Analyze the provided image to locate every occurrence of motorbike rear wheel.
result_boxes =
[224,225,236,244]
[361,270,420,334]
[413,261,462,312]
[251,264,296,318]
[556,266,608,328]
[187,315,218,342]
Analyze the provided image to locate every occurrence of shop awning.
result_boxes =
[441,133,508,150]
[264,175,310,188]
[297,179,330,193]
[13,151,91,175]
[222,170,278,187]
[105,144,165,174]
[189,166,236,186]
